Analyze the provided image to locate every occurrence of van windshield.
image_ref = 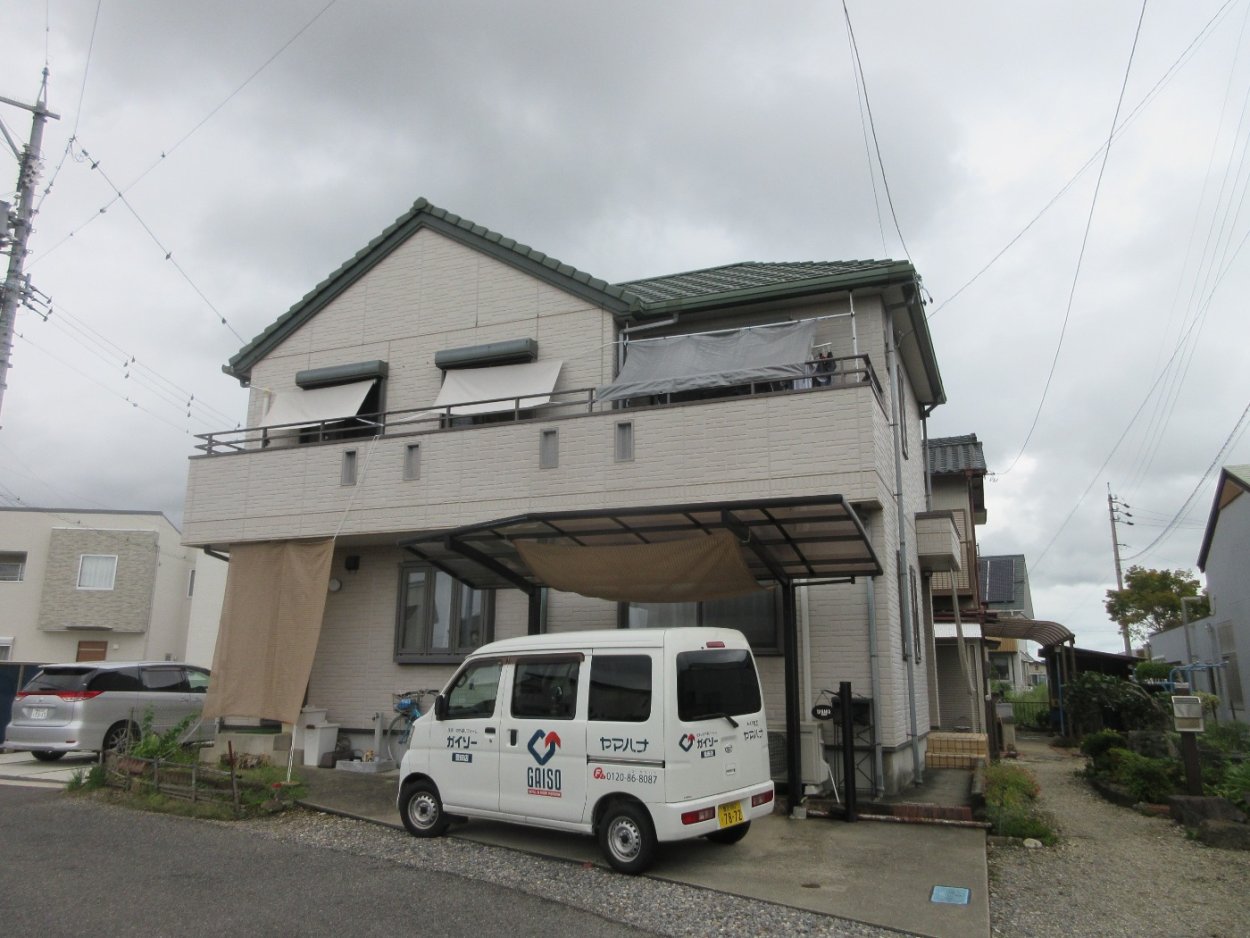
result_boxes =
[676,649,762,722]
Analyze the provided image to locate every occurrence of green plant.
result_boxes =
[1133,659,1173,682]
[982,762,1056,843]
[1079,729,1128,773]
[1214,760,1250,804]
[1064,673,1169,735]
[129,708,198,763]
[1203,721,1250,754]
[985,803,1058,844]
[1106,748,1178,803]
[984,763,1040,806]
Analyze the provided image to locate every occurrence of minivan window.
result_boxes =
[89,669,143,693]
[588,656,652,722]
[512,657,579,720]
[676,649,762,722]
[446,659,501,719]
[141,668,190,692]
[23,667,92,693]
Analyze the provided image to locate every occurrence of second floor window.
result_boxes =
[0,551,26,582]
[396,565,494,663]
[77,555,118,591]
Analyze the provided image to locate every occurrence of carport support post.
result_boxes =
[840,682,858,822]
[527,588,542,636]
[782,581,804,816]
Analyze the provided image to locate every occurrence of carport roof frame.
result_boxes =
[398,494,881,594]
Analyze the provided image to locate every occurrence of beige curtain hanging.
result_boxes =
[514,530,762,602]
[202,538,334,725]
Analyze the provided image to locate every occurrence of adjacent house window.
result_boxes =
[396,565,494,662]
[77,555,118,591]
[76,640,108,662]
[620,588,781,653]
[0,639,12,661]
[540,429,559,469]
[0,551,26,581]
[341,449,358,486]
[403,443,421,481]
[614,421,634,462]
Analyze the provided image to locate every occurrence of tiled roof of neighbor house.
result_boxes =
[1197,464,1250,571]
[618,260,901,304]
[926,434,987,475]
[226,199,936,398]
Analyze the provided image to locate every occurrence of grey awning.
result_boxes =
[596,320,816,402]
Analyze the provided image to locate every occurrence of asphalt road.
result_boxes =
[0,787,652,937]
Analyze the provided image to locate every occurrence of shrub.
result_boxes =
[1080,730,1127,762]
[1215,760,1250,804]
[1134,659,1173,682]
[1106,748,1178,803]
[130,708,198,764]
[985,763,1040,807]
[983,762,1056,843]
[1064,672,1169,734]
[1203,721,1250,754]
[986,803,1058,844]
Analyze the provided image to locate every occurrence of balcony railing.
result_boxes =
[195,354,883,457]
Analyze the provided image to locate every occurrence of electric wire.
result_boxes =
[841,0,911,261]
[843,11,887,257]
[29,0,340,267]
[36,0,103,214]
[998,0,1149,478]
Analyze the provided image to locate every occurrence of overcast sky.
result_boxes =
[2,1,1248,654]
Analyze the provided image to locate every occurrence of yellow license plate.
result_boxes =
[717,800,745,828]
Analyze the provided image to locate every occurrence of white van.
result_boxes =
[395,627,774,873]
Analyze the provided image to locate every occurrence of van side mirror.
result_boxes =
[433,693,448,721]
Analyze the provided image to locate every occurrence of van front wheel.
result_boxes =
[400,780,450,838]
[599,801,656,874]
[704,820,750,844]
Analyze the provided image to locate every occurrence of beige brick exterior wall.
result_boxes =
[37,528,158,634]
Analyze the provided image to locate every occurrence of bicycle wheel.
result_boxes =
[386,713,412,765]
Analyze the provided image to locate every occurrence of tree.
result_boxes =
[1104,566,1210,643]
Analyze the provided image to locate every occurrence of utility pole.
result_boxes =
[1107,485,1133,655]
[0,69,60,425]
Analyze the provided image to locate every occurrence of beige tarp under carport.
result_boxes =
[202,538,334,725]
[515,530,762,603]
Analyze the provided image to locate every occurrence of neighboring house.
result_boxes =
[979,554,1036,691]
[924,434,991,733]
[0,507,199,664]
[1148,465,1249,721]
[181,198,952,799]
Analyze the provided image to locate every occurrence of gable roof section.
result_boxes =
[926,434,987,475]
[226,198,640,382]
[226,200,944,407]
[1197,465,1250,571]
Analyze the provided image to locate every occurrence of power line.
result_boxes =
[841,0,911,261]
[36,0,103,213]
[999,0,1150,477]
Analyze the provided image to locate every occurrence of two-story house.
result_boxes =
[181,198,954,800]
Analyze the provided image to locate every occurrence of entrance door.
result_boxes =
[432,657,503,813]
[499,655,587,823]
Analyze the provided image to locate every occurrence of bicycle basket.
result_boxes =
[394,695,418,714]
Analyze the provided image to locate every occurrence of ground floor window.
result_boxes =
[619,587,781,653]
[395,565,494,663]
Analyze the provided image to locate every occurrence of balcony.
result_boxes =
[182,355,888,547]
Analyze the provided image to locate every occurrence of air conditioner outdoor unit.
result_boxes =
[768,722,834,792]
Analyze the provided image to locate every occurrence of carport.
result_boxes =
[398,494,882,807]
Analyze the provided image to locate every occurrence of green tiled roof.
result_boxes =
[618,260,900,304]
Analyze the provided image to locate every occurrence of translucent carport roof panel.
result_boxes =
[397,495,882,593]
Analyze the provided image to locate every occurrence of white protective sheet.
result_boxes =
[432,360,563,415]
[261,380,375,428]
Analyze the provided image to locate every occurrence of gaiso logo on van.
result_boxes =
[526,729,563,798]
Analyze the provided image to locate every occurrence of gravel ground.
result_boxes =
[246,810,916,937]
[988,736,1250,938]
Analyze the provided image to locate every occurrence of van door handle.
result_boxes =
[484,726,496,735]
[509,729,517,745]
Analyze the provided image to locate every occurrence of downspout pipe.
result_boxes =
[866,576,886,798]
[887,306,924,786]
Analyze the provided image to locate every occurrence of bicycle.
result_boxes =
[385,689,440,765]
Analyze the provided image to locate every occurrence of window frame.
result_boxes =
[618,587,782,654]
[77,554,118,591]
[394,563,495,664]
[0,551,27,582]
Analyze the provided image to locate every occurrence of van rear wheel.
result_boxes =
[101,721,137,755]
[599,801,656,874]
[704,820,750,844]
[400,780,450,838]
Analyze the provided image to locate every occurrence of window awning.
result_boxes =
[596,320,816,403]
[432,359,563,416]
[262,379,375,428]
[398,494,880,596]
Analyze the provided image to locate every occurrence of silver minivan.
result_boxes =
[3,661,211,760]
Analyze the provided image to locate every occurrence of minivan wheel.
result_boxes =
[400,780,450,838]
[32,750,66,762]
[598,801,657,874]
[101,721,137,754]
[704,820,750,844]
